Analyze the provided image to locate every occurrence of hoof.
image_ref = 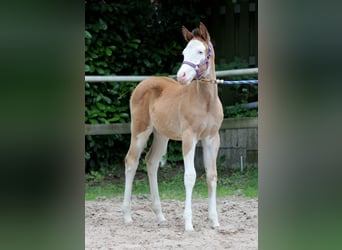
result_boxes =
[157,215,167,223]
[212,222,220,229]
[184,224,194,232]
[124,216,133,224]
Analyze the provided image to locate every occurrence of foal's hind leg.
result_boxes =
[123,127,152,223]
[145,130,169,223]
[202,133,220,228]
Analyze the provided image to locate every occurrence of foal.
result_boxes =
[123,22,223,231]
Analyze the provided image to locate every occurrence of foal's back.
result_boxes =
[130,76,223,141]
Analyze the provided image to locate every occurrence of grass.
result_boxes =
[85,164,258,201]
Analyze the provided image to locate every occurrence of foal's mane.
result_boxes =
[191,28,201,38]
[191,28,207,43]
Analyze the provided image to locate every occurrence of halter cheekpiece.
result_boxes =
[182,45,212,79]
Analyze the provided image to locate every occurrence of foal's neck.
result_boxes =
[194,74,218,106]
[198,61,218,99]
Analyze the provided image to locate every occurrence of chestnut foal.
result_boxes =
[123,22,223,231]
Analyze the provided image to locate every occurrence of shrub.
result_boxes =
[85,0,206,172]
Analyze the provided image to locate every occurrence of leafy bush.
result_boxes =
[217,57,258,108]
[85,0,208,173]
[224,103,258,118]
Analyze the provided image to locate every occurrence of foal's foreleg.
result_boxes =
[182,134,198,231]
[123,129,151,223]
[145,131,169,223]
[202,133,220,228]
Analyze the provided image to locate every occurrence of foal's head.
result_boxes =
[177,22,214,84]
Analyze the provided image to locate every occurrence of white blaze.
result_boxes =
[177,40,206,84]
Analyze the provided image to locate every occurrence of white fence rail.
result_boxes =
[85,68,258,82]
[85,68,259,166]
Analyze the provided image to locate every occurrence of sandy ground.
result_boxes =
[85,195,258,249]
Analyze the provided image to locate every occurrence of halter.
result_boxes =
[182,45,212,79]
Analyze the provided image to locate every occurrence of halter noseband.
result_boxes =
[182,45,212,79]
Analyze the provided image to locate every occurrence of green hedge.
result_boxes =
[85,0,207,172]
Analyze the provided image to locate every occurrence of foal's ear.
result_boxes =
[182,26,193,41]
[199,22,211,42]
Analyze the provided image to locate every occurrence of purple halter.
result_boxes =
[182,45,213,79]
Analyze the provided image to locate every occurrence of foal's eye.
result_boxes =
[198,51,204,54]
